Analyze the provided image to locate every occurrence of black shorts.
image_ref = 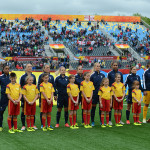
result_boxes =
[127,89,132,104]
[92,95,99,104]
[0,94,8,111]
[57,94,68,108]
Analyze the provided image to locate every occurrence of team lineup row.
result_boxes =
[0,61,150,133]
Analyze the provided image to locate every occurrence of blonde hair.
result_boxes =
[90,62,100,75]
[25,75,34,83]
[100,78,109,87]
[55,66,66,76]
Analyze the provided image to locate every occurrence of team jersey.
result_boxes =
[80,81,95,97]
[98,86,113,100]
[6,83,21,100]
[67,83,80,97]
[132,89,142,103]
[22,84,39,102]
[40,82,55,99]
[111,82,125,97]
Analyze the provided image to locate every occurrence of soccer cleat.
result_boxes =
[118,123,123,127]
[41,125,43,129]
[47,126,54,131]
[115,124,120,127]
[33,126,38,130]
[136,122,142,126]
[87,124,92,128]
[120,120,125,125]
[137,120,142,124]
[21,126,26,131]
[8,129,15,134]
[126,120,130,124]
[42,127,47,131]
[143,119,146,123]
[133,122,138,126]
[106,124,112,128]
[101,124,106,128]
[108,121,113,126]
[75,123,78,127]
[84,125,88,128]
[0,127,3,131]
[14,129,23,133]
[50,125,54,129]
[147,119,150,123]
[55,124,59,128]
[65,123,70,127]
[91,122,95,127]
[73,126,79,129]
[70,125,74,129]
[27,127,35,132]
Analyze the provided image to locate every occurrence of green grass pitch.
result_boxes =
[0,103,150,150]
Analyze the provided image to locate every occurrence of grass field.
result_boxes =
[0,103,150,150]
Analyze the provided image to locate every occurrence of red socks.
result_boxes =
[106,114,109,124]
[69,115,73,126]
[42,116,46,127]
[30,116,34,127]
[13,118,17,129]
[47,115,51,127]
[7,117,12,129]
[114,113,118,124]
[73,114,76,126]
[26,116,30,128]
[101,114,104,125]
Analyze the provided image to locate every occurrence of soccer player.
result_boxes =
[80,72,95,128]
[67,75,79,129]
[112,73,125,127]
[143,61,150,123]
[125,66,143,124]
[90,63,105,126]
[98,78,113,128]
[6,72,22,133]
[40,73,55,131]
[107,61,124,125]
[20,64,37,130]
[132,80,142,125]
[38,64,55,128]
[0,65,11,131]
[75,66,84,125]
[55,66,69,128]
[22,75,39,131]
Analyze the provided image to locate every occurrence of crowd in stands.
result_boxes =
[0,55,70,70]
[0,17,49,57]
[41,18,112,56]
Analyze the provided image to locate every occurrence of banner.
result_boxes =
[115,44,130,49]
[84,15,95,21]
[0,14,141,22]
[50,44,65,49]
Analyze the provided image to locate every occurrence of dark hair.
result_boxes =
[100,78,109,87]
[69,74,75,80]
[40,73,49,83]
[2,65,9,74]
[83,72,90,80]
[77,65,82,70]
[129,66,136,74]
[10,72,16,78]
[132,80,140,89]
[111,61,118,67]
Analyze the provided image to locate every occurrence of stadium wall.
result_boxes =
[0,14,140,22]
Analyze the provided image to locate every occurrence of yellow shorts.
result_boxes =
[143,91,150,104]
